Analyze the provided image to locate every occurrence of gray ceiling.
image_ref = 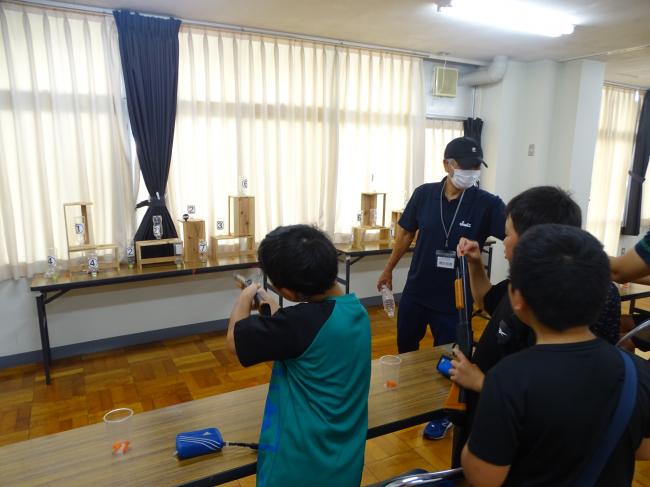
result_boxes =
[69,0,650,87]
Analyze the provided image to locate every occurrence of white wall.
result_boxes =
[477,58,605,282]
[0,257,411,359]
[548,59,606,216]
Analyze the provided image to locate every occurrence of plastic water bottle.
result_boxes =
[174,242,183,268]
[125,241,136,268]
[87,252,99,277]
[46,247,58,278]
[198,239,208,263]
[381,285,395,318]
[620,248,630,289]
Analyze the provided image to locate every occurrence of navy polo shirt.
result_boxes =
[399,178,506,313]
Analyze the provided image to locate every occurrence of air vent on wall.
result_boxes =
[434,66,458,97]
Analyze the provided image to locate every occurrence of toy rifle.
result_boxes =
[454,254,473,402]
[444,254,474,468]
[443,255,473,412]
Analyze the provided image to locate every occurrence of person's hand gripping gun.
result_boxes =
[233,272,273,316]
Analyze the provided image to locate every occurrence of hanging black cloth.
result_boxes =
[114,10,181,241]
[463,117,484,149]
[622,94,650,236]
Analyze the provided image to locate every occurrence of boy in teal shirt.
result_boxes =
[228,225,371,487]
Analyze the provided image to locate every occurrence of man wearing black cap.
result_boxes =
[377,136,505,439]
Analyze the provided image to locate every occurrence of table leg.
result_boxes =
[451,424,466,468]
[345,256,351,294]
[486,246,493,279]
[35,293,52,385]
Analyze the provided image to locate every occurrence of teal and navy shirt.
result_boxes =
[635,230,650,266]
[234,293,371,487]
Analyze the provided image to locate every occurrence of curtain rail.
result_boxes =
[604,81,649,92]
[8,0,487,66]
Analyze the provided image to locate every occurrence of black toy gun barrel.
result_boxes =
[454,255,473,402]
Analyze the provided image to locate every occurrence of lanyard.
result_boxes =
[440,180,466,249]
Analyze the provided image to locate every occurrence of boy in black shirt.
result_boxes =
[462,224,650,487]
[451,187,620,396]
[227,225,371,486]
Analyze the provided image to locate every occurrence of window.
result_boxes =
[586,84,643,254]
[0,4,135,280]
[424,118,464,183]
[0,12,425,279]
[167,26,424,241]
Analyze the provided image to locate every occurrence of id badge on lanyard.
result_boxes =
[436,249,456,269]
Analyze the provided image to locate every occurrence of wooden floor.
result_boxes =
[0,305,648,486]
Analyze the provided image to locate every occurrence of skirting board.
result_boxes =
[0,294,400,370]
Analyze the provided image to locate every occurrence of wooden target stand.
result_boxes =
[352,193,391,248]
[211,196,256,259]
[63,202,119,273]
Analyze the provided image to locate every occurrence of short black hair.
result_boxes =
[510,224,610,331]
[258,225,338,297]
[506,186,581,236]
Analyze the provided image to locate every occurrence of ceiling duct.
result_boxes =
[459,55,508,86]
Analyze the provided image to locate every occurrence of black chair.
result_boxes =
[370,467,465,487]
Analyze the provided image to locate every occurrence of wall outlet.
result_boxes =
[528,144,535,156]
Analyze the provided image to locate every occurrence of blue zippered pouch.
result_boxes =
[176,427,224,459]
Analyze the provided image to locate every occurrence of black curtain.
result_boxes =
[622,94,650,236]
[114,10,181,241]
[463,117,484,148]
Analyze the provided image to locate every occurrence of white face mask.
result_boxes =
[451,169,480,189]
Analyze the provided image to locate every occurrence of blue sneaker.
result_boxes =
[423,418,452,440]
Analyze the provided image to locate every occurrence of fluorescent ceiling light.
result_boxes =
[437,0,576,37]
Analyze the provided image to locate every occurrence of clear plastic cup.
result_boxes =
[379,355,402,389]
[103,408,133,455]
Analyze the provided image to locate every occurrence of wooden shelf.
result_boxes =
[352,226,391,248]
[211,235,256,259]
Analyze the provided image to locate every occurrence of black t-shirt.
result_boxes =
[463,280,623,439]
[473,280,622,376]
[234,300,337,366]
[463,280,535,434]
[468,339,650,487]
[473,280,534,375]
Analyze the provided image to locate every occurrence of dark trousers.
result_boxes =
[397,293,459,353]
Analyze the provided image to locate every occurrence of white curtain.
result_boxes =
[424,118,464,183]
[335,49,424,235]
[586,85,643,254]
[168,26,424,241]
[0,3,134,280]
